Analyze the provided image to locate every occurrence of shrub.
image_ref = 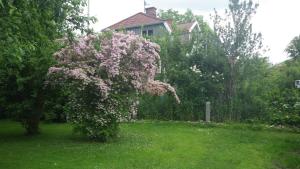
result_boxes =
[271,114,300,127]
[46,32,180,141]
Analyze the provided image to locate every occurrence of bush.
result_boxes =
[46,32,179,141]
[268,88,300,127]
[65,85,121,141]
[271,114,300,127]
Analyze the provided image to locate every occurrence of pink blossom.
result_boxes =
[47,31,180,104]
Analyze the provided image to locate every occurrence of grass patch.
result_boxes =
[0,120,299,169]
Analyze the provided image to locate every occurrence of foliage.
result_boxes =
[212,0,264,120]
[142,6,298,126]
[159,9,203,24]
[187,26,227,121]
[286,35,300,59]
[0,0,94,134]
[46,32,179,140]
[43,86,68,123]
[235,56,271,120]
[158,9,209,37]
[138,14,227,121]
[267,59,300,127]
[145,5,297,125]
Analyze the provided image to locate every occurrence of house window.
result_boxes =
[142,30,147,36]
[142,29,154,36]
[148,30,153,36]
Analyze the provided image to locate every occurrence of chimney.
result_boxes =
[145,7,157,18]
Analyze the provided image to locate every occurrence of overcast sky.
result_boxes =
[89,0,300,64]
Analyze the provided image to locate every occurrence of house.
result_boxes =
[104,7,200,41]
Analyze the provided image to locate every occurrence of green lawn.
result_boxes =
[0,120,299,169]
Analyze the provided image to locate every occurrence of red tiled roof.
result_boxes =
[105,12,198,34]
[107,12,166,30]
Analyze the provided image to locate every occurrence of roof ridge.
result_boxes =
[106,12,143,30]
[105,12,166,30]
[139,12,165,21]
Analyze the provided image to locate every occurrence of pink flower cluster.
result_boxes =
[145,80,180,103]
[47,32,180,103]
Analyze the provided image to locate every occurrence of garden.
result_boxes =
[0,0,299,168]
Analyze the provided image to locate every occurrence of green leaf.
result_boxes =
[9,8,15,15]
[0,0,3,8]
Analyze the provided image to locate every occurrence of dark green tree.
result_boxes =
[236,56,271,120]
[0,0,94,135]
[212,0,263,120]
[286,35,300,59]
[267,59,300,126]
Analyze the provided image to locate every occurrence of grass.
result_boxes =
[0,120,299,169]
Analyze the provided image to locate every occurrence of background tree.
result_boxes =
[235,56,271,120]
[286,35,300,59]
[266,60,300,127]
[265,36,300,126]
[138,9,227,121]
[159,9,203,24]
[0,0,94,135]
[144,6,298,124]
[212,0,263,120]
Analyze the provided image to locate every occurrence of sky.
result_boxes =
[89,0,300,64]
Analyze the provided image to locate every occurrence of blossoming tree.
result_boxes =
[47,32,179,141]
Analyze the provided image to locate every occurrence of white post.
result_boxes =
[206,101,211,122]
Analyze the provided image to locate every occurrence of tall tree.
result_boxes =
[212,0,263,120]
[286,35,300,59]
[0,0,94,135]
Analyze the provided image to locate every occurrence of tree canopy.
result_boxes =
[286,35,300,59]
[0,0,94,134]
[212,0,264,120]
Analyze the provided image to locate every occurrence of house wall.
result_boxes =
[125,23,169,36]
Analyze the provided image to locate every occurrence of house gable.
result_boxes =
[177,21,200,33]
[104,7,172,35]
[103,7,199,38]
[177,21,200,41]
[107,12,165,30]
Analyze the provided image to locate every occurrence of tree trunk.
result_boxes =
[23,90,44,135]
[227,58,236,121]
[24,115,40,135]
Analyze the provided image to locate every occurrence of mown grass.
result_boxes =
[0,120,299,169]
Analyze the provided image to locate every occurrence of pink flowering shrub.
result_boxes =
[47,32,179,141]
